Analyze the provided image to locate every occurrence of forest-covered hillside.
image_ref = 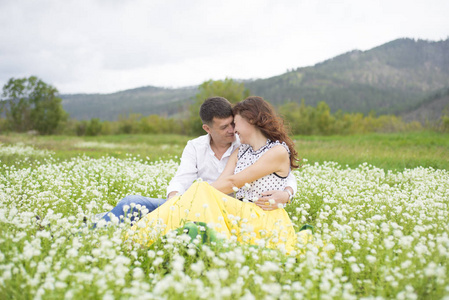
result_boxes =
[400,88,449,123]
[246,38,449,114]
[61,86,197,121]
[61,38,449,120]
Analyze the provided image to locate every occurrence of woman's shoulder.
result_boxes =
[257,143,289,164]
[267,144,290,156]
[268,140,290,154]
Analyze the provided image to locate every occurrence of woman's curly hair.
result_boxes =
[233,96,300,169]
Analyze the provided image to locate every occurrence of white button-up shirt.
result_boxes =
[166,134,297,197]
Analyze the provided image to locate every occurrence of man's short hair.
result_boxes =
[199,97,233,125]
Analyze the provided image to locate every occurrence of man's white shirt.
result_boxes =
[166,134,297,197]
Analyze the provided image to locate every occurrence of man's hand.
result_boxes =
[167,191,179,200]
[256,189,290,211]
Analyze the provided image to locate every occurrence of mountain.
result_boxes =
[61,86,197,121]
[245,38,449,115]
[400,88,449,123]
[61,38,449,121]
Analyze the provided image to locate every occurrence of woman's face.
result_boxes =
[234,114,254,143]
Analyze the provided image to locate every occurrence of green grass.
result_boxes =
[1,131,448,170]
[0,133,190,162]
[294,131,449,170]
[1,132,449,299]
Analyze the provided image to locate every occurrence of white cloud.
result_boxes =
[0,0,448,94]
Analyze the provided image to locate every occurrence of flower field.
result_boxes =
[0,142,448,299]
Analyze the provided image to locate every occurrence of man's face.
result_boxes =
[203,116,236,145]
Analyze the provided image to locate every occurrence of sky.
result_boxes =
[1,0,448,95]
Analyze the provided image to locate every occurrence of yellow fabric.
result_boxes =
[126,181,303,253]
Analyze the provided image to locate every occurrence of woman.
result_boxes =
[126,96,301,252]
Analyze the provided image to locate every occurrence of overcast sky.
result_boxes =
[1,0,448,94]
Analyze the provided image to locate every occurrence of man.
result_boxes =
[100,97,296,224]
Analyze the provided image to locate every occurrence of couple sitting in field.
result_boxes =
[99,96,304,252]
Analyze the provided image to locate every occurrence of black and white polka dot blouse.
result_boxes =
[234,139,290,200]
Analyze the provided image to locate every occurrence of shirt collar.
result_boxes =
[206,134,215,155]
[206,134,240,158]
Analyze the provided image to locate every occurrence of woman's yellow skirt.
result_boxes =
[126,181,301,253]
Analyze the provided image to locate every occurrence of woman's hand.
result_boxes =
[255,190,289,211]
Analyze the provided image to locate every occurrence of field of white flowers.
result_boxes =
[0,144,448,299]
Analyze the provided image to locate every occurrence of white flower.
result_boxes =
[2,143,449,299]
[384,238,395,250]
[153,257,163,266]
[122,205,130,213]
[366,255,376,264]
[138,221,146,228]
[351,264,361,273]
[171,255,185,272]
[191,260,205,275]
[232,186,239,192]
[133,267,144,279]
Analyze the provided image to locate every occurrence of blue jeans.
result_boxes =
[100,195,166,225]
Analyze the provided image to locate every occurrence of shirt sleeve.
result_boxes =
[285,170,297,196]
[166,141,199,197]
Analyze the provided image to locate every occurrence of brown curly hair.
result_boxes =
[232,96,300,169]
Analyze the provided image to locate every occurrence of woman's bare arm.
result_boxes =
[211,145,289,194]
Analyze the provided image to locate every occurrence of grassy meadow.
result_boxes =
[0,132,448,299]
[1,131,448,170]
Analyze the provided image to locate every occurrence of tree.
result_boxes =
[1,76,67,134]
[315,101,335,135]
[85,118,103,136]
[187,78,250,135]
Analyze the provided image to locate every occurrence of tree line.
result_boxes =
[1,76,448,136]
[0,76,67,135]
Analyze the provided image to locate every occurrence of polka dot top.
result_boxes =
[234,140,290,200]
